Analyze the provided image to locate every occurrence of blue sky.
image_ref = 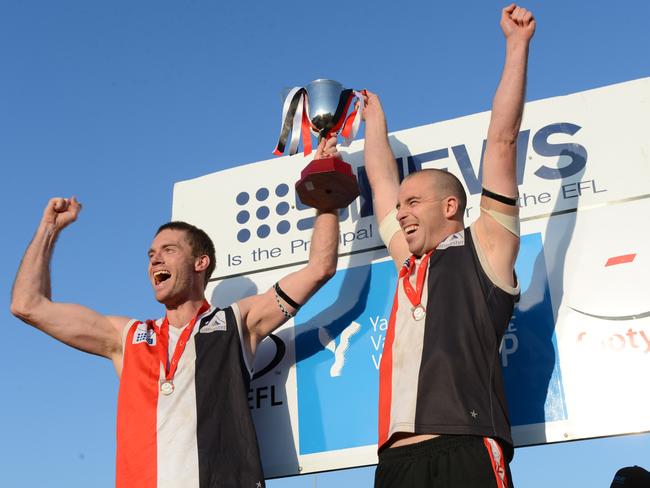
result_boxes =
[1,1,649,486]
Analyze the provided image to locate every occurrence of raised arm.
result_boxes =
[237,139,340,355]
[363,92,410,266]
[10,198,128,372]
[475,4,535,286]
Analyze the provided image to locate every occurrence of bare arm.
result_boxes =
[363,92,410,265]
[10,198,127,371]
[475,4,535,286]
[238,140,340,355]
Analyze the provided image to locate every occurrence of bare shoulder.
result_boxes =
[235,294,257,319]
[107,315,135,333]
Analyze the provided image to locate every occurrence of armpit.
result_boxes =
[470,224,520,296]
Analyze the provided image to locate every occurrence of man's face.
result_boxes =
[396,173,447,257]
[148,229,198,306]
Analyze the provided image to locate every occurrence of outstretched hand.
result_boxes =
[42,197,82,232]
[501,4,535,43]
[314,136,340,160]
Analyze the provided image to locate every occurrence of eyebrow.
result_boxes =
[148,243,179,255]
[396,196,420,210]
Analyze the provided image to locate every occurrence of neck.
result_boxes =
[438,222,463,243]
[165,296,207,328]
[419,221,464,257]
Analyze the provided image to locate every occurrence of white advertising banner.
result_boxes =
[172,78,650,477]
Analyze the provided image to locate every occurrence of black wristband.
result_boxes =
[273,282,301,310]
[481,187,518,206]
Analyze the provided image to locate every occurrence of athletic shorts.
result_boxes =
[374,435,513,488]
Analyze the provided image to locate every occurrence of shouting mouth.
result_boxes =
[153,270,171,287]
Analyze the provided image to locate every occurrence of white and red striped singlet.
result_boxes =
[116,303,264,488]
[378,226,519,460]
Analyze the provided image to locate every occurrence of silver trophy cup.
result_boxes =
[296,79,360,209]
[305,79,347,140]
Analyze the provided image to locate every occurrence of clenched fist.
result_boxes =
[501,4,536,43]
[42,197,82,232]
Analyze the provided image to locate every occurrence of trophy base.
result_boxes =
[295,156,360,210]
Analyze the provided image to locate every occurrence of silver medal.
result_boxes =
[160,381,174,396]
[412,305,426,321]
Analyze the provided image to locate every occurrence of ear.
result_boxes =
[444,196,459,219]
[194,255,210,273]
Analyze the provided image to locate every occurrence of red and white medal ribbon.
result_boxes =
[154,300,211,395]
[401,251,433,321]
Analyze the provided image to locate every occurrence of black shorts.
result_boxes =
[374,435,513,488]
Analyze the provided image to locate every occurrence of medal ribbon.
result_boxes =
[155,300,211,384]
[401,251,433,311]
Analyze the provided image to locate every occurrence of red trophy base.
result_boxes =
[295,156,360,210]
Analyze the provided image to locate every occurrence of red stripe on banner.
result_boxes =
[483,438,508,488]
[116,321,160,488]
[605,253,636,267]
[378,272,406,449]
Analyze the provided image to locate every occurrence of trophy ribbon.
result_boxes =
[273,86,306,156]
[340,90,365,147]
[300,95,312,155]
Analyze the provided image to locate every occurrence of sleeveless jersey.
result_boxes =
[116,303,264,488]
[379,225,520,460]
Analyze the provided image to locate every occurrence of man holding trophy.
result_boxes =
[10,136,342,487]
[363,4,535,487]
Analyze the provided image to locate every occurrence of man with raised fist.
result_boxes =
[363,4,535,487]
[10,139,340,488]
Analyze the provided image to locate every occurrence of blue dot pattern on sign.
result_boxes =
[276,202,289,216]
[237,210,250,224]
[275,183,289,197]
[235,185,295,241]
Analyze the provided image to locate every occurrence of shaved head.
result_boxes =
[403,169,467,220]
